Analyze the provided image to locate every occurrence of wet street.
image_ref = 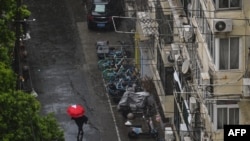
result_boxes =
[23,0,159,141]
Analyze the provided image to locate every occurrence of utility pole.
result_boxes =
[14,0,23,90]
[13,0,37,96]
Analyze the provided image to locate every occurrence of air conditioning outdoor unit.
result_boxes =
[213,19,232,32]
[243,78,250,97]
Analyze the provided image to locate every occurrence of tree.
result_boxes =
[19,5,31,19]
[0,62,15,92]
[0,91,64,141]
[0,0,16,65]
[0,1,65,140]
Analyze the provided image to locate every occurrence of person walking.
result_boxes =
[71,115,88,138]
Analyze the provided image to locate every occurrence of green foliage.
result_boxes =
[0,91,64,141]
[0,21,15,65]
[0,91,40,141]
[37,113,65,141]
[0,0,16,21]
[0,1,65,141]
[0,0,16,65]
[19,5,31,19]
[0,0,16,15]
[0,46,11,66]
[0,62,15,92]
[0,2,31,64]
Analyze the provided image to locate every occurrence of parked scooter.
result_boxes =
[125,116,159,140]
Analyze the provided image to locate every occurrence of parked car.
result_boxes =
[87,0,124,30]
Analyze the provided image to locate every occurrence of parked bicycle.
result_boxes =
[98,56,126,71]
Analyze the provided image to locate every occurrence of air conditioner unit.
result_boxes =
[243,78,250,97]
[213,19,232,32]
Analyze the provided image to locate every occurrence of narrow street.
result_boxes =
[23,0,159,141]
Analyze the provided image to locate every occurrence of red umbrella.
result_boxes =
[67,104,85,118]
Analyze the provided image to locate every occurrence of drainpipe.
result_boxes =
[135,32,140,69]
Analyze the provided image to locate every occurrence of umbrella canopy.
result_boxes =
[67,104,85,118]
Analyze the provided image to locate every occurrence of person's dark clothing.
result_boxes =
[71,115,88,136]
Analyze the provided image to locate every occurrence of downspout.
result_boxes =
[167,0,189,141]
[188,1,203,141]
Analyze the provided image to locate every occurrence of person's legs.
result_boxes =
[77,128,83,141]
[78,127,84,135]
[75,119,85,138]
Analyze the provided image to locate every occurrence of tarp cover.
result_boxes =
[118,87,151,110]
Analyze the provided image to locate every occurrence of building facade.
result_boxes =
[132,0,250,141]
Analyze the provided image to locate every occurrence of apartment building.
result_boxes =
[148,0,250,141]
[131,0,250,140]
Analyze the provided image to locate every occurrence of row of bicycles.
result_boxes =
[96,40,162,140]
[96,40,141,104]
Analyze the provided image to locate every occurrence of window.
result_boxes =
[205,101,214,122]
[214,101,239,130]
[216,106,239,129]
[214,0,241,9]
[215,37,240,70]
[93,4,106,13]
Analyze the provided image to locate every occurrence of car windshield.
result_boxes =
[94,4,106,13]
